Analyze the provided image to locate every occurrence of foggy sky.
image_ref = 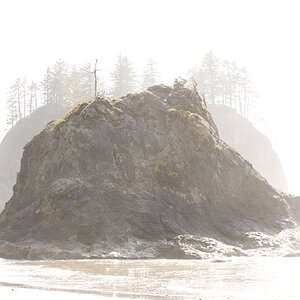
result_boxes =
[0,0,300,194]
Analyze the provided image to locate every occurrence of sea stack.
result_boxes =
[0,85,294,259]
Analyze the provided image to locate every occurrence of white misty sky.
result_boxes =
[0,0,299,194]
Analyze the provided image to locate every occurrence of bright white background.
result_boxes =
[0,0,299,194]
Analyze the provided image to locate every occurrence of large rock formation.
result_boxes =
[0,86,296,259]
[0,104,68,210]
[208,104,288,192]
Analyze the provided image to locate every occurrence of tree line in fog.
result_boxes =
[188,50,254,117]
[6,51,254,128]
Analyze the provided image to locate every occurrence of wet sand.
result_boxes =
[0,286,123,300]
[1,257,300,299]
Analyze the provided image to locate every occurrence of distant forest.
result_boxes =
[6,51,255,128]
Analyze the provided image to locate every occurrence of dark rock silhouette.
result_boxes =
[0,104,68,211]
[208,104,288,192]
[0,86,295,259]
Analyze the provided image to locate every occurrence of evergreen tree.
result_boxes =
[239,67,253,117]
[80,63,95,99]
[41,67,51,105]
[188,65,205,95]
[111,55,135,98]
[21,78,28,118]
[48,59,70,104]
[220,60,238,109]
[68,65,83,103]
[12,78,22,120]
[28,80,38,113]
[141,57,158,90]
[6,86,18,128]
[6,78,24,127]
[201,50,220,104]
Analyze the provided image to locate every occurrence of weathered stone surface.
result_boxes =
[0,104,68,210]
[208,104,288,192]
[0,86,295,259]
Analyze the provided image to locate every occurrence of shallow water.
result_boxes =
[1,257,300,299]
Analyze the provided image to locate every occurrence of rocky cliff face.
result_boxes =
[208,104,288,192]
[0,104,68,210]
[0,86,296,259]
